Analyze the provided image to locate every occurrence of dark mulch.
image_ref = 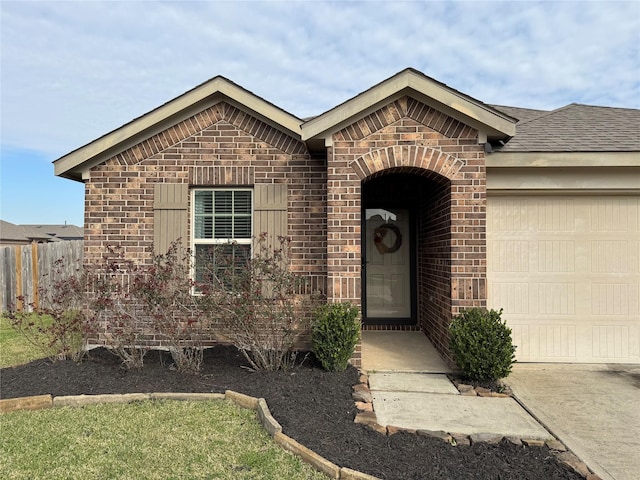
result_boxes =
[1,347,582,480]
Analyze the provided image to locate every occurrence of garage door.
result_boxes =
[487,195,640,363]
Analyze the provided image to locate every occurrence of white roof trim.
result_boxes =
[54,77,303,181]
[301,69,516,142]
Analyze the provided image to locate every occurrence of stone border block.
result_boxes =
[416,429,452,444]
[340,467,381,480]
[257,398,282,437]
[149,392,225,401]
[470,433,503,445]
[54,393,150,407]
[225,390,259,410]
[0,394,52,413]
[274,431,340,479]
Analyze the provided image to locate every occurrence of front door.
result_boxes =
[364,208,414,323]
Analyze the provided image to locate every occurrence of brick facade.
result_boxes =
[327,96,487,365]
[82,92,488,366]
[84,102,326,346]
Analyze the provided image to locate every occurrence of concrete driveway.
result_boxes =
[506,363,640,480]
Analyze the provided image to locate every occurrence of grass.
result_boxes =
[0,315,326,480]
[0,400,326,480]
[0,314,49,368]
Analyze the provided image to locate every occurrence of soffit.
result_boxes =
[54,77,304,182]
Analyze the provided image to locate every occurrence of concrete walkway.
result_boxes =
[506,363,640,480]
[369,372,551,439]
[361,331,640,480]
[362,331,551,440]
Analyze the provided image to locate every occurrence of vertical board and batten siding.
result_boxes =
[253,183,288,249]
[0,241,83,312]
[487,195,640,363]
[154,184,189,255]
[153,183,287,254]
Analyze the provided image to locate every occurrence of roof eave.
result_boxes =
[302,69,516,144]
[54,77,304,182]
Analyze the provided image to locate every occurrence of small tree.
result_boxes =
[129,241,207,374]
[85,246,149,369]
[202,235,314,371]
[449,307,516,382]
[311,302,360,372]
[85,242,210,372]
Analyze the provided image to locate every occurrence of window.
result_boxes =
[193,189,252,286]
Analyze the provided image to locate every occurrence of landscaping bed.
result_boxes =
[0,346,582,480]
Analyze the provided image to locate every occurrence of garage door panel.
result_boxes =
[488,195,639,363]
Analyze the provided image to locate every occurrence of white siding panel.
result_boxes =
[488,195,640,363]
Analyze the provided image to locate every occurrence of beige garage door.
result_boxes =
[487,195,640,363]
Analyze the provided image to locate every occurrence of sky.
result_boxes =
[1,1,639,227]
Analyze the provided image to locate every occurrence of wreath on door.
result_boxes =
[373,223,402,255]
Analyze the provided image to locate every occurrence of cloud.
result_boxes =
[1,0,638,160]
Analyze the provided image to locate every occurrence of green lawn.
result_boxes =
[0,316,325,480]
[0,315,49,368]
[1,400,325,480]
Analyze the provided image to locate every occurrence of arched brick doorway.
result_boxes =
[327,145,487,364]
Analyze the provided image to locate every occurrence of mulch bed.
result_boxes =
[1,346,582,480]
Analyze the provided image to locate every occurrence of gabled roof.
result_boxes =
[54,76,304,181]
[0,220,32,243]
[21,224,84,240]
[0,220,84,243]
[496,103,640,152]
[302,68,517,146]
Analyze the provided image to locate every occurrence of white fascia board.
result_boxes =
[487,151,640,168]
[54,78,303,181]
[302,70,515,142]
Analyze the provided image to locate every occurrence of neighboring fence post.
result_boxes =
[31,242,39,309]
[15,245,23,311]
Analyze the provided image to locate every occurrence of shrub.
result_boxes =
[5,257,87,362]
[311,302,360,372]
[202,235,316,371]
[84,246,149,369]
[86,242,209,372]
[449,307,516,382]
[129,242,207,374]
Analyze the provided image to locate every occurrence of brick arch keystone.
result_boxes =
[349,145,465,181]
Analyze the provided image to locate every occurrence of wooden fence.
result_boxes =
[0,241,83,313]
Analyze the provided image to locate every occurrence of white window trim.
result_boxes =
[190,188,253,288]
[191,187,253,247]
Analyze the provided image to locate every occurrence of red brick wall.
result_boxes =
[84,102,327,346]
[83,94,488,365]
[328,96,487,365]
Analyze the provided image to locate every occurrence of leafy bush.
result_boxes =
[449,307,516,382]
[311,302,360,372]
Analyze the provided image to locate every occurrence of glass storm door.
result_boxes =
[365,208,411,319]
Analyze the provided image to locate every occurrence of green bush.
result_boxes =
[312,303,360,372]
[449,307,516,381]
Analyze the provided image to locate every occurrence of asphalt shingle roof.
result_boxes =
[496,103,640,152]
[490,105,548,124]
[0,220,84,243]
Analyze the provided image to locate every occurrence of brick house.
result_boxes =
[55,68,640,366]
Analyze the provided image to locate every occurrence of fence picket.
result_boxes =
[0,241,83,312]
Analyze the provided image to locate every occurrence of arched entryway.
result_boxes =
[362,170,452,346]
[326,144,487,366]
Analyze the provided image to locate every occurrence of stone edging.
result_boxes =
[352,372,602,480]
[0,392,379,480]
